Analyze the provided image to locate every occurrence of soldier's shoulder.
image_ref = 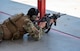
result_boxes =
[15,13,24,17]
[10,13,24,18]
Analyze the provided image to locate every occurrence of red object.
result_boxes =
[38,0,46,18]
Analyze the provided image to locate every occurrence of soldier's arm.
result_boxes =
[23,19,43,41]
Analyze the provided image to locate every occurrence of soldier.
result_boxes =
[0,8,46,42]
[23,8,46,41]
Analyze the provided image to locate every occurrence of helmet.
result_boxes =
[27,8,39,21]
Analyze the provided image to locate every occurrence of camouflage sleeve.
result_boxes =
[23,18,44,41]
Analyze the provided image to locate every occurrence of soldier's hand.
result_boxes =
[50,19,54,24]
[39,22,46,28]
[50,19,56,24]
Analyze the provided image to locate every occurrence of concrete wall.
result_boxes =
[12,0,80,18]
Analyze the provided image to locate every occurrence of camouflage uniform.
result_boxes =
[0,24,3,42]
[23,15,44,41]
[0,13,44,42]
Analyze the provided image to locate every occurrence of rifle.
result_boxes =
[38,13,66,33]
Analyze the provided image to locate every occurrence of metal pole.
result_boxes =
[38,0,46,18]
